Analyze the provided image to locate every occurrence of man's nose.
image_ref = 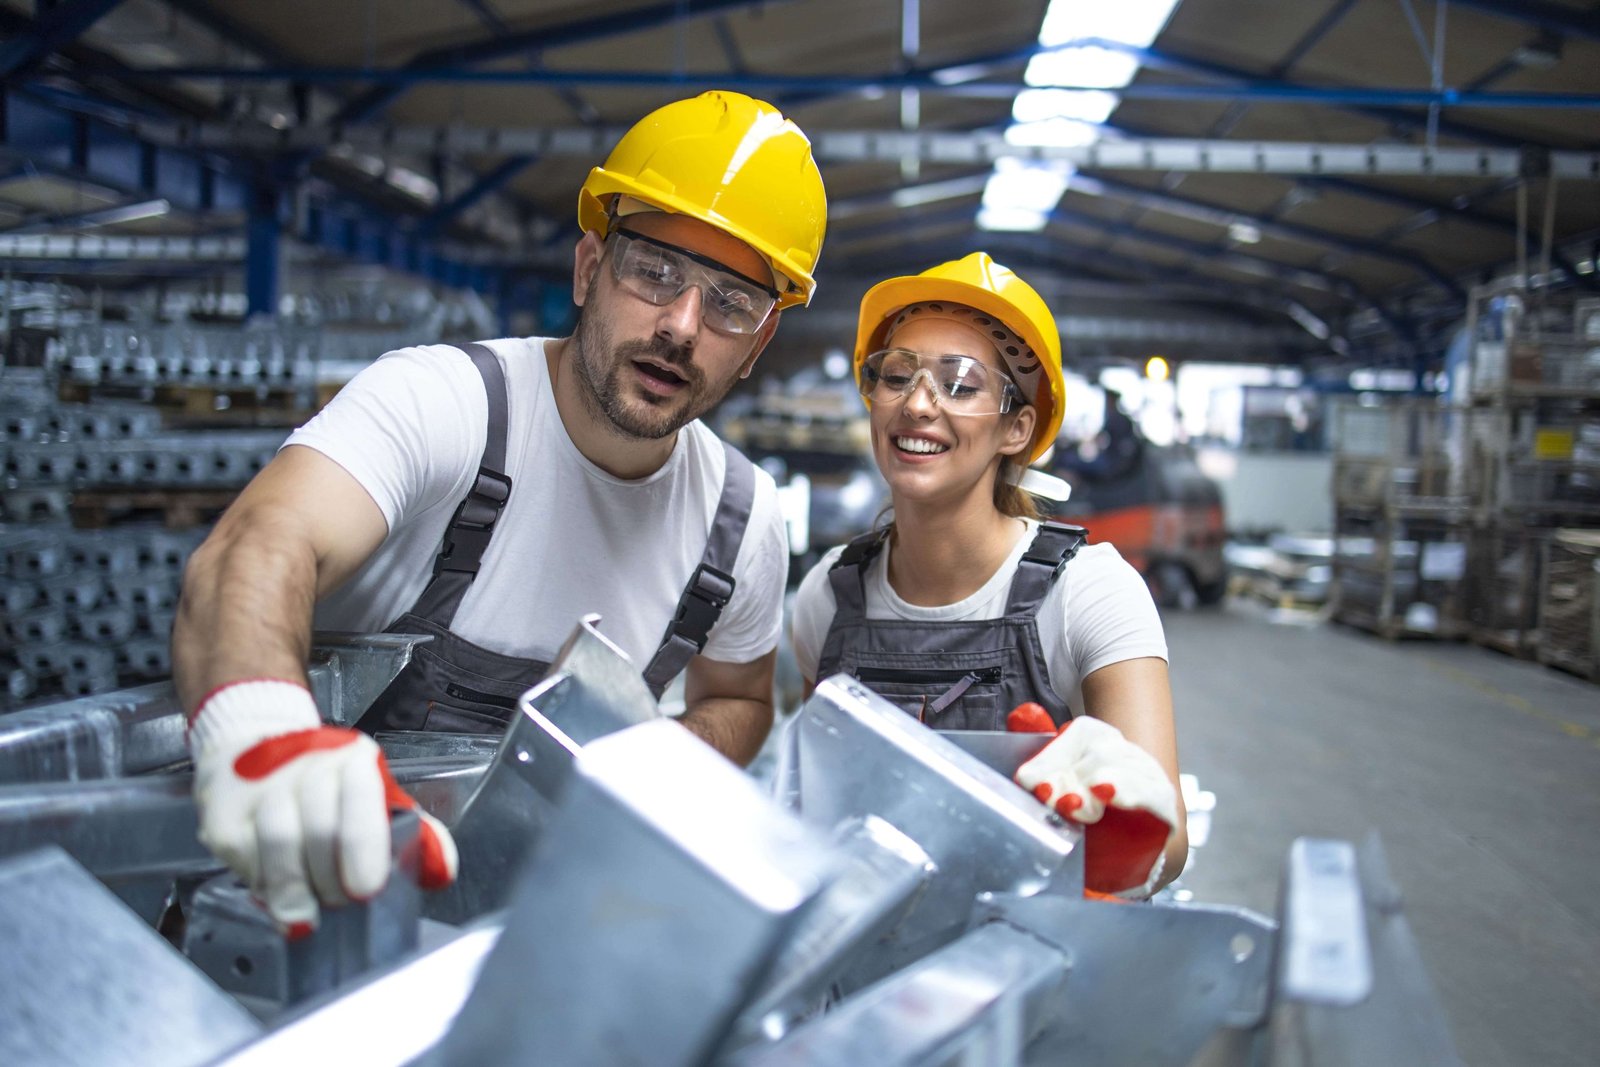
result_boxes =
[654,285,703,349]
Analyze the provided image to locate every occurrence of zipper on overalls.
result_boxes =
[444,682,519,709]
[854,665,1003,686]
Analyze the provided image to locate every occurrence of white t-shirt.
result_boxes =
[790,519,1167,714]
[287,338,788,677]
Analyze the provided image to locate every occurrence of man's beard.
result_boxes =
[570,306,738,441]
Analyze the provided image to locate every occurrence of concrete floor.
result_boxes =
[1165,601,1600,1067]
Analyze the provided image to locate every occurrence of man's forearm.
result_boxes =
[676,696,774,767]
[172,518,320,714]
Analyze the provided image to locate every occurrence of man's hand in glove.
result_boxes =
[1009,704,1177,898]
[188,679,458,937]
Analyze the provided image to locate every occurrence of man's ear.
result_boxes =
[571,230,606,308]
[738,309,783,379]
[998,404,1037,458]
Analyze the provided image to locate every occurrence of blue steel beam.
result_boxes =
[106,62,1600,112]
[330,0,776,125]
[1071,172,1466,297]
[419,154,536,235]
[0,0,129,81]
[1206,0,1360,138]
[1449,0,1600,44]
[0,88,511,301]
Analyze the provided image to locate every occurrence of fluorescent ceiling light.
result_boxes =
[1004,118,1102,149]
[979,159,1072,231]
[1039,0,1182,49]
[1228,222,1262,244]
[1025,46,1139,89]
[889,174,991,209]
[1013,87,1119,125]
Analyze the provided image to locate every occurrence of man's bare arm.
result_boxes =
[173,445,389,713]
[678,648,777,766]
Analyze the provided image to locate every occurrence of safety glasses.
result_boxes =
[608,229,779,336]
[858,348,1021,416]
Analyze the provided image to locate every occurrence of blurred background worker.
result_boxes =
[789,254,1185,896]
[171,91,828,933]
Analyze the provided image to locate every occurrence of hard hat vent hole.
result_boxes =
[1006,346,1021,356]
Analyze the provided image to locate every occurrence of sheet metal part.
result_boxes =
[182,815,423,1015]
[726,921,1069,1067]
[425,614,662,924]
[0,845,262,1067]
[778,674,1084,991]
[0,753,488,922]
[1265,835,1465,1066]
[434,718,841,1067]
[724,814,935,1048]
[975,892,1277,1065]
[0,631,430,781]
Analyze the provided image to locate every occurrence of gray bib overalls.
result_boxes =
[355,343,754,735]
[815,521,1086,730]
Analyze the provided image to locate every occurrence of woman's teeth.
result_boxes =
[895,436,949,454]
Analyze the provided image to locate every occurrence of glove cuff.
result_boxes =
[1113,851,1167,902]
[189,679,322,764]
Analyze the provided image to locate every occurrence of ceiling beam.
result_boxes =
[1449,0,1600,45]
[0,0,130,81]
[117,120,1600,178]
[328,0,779,126]
[418,154,537,235]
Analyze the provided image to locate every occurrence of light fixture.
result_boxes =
[1145,355,1170,382]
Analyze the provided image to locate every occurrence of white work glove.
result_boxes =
[188,679,458,937]
[1010,705,1177,899]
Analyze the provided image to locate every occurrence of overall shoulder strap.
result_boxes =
[409,343,513,626]
[826,525,892,621]
[1004,520,1087,615]
[642,438,756,698]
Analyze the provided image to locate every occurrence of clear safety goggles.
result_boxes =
[608,228,779,336]
[858,348,1022,416]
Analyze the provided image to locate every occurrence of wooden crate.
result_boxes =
[1538,530,1600,681]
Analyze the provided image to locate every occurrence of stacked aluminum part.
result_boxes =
[4,430,285,489]
[0,619,1463,1066]
[1,527,205,709]
[54,324,321,389]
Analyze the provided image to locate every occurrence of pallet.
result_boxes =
[58,380,337,425]
[1333,604,1466,641]
[1466,625,1535,660]
[68,488,239,529]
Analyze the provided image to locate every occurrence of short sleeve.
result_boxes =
[701,466,788,663]
[285,344,485,531]
[789,547,844,683]
[1061,544,1169,679]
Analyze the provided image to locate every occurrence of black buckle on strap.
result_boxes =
[433,466,513,576]
[833,527,891,571]
[1020,522,1087,578]
[669,563,737,654]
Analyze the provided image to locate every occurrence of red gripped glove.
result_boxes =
[1008,703,1177,899]
[188,679,458,937]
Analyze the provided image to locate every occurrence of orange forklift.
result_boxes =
[1046,390,1228,608]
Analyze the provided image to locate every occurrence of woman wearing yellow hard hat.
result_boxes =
[789,253,1188,898]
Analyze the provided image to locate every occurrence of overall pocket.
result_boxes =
[851,664,1005,730]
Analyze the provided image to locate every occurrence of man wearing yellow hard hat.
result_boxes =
[171,92,828,933]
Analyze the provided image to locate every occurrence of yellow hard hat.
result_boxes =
[854,252,1065,462]
[578,91,827,309]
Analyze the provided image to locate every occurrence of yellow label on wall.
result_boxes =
[1534,428,1575,460]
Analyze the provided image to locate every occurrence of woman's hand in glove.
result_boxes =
[1010,706,1177,898]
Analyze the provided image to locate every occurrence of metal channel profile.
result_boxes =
[0,632,431,782]
[425,615,662,924]
[181,814,424,1016]
[974,892,1277,1066]
[724,814,935,1048]
[780,674,1083,990]
[0,754,488,922]
[211,924,503,1067]
[1267,835,1464,1066]
[725,921,1068,1067]
[0,846,262,1067]
[433,719,841,1067]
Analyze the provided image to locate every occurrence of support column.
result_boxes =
[246,181,281,320]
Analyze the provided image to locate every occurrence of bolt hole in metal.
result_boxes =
[232,955,254,977]
[516,748,532,764]
[1230,933,1256,963]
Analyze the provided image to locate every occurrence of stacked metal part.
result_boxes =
[1,366,288,708]
[0,620,1464,1067]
